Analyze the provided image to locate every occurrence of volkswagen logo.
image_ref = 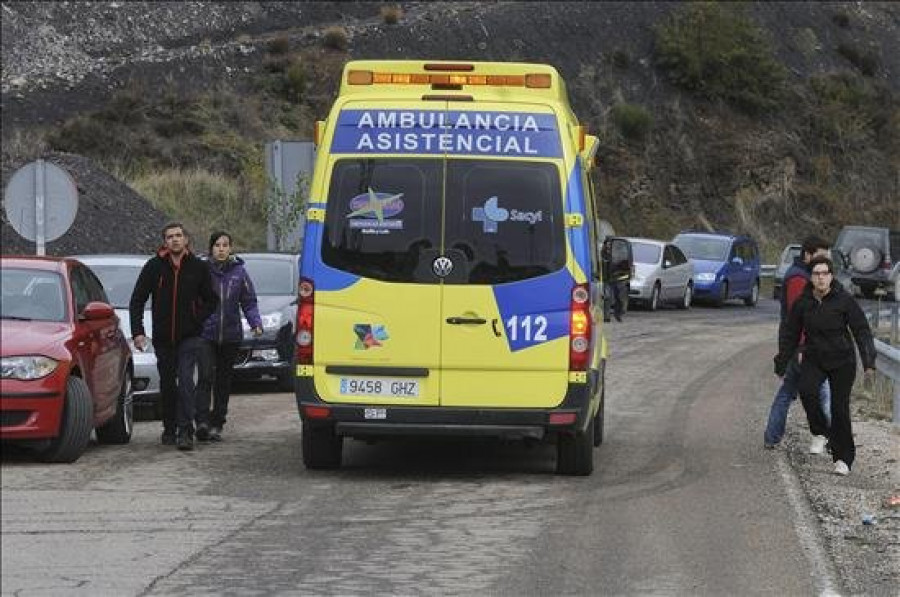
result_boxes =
[432,256,454,278]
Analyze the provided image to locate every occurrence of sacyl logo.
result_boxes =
[472,196,542,233]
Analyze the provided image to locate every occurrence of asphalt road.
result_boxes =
[2,297,830,596]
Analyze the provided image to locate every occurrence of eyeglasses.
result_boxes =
[811,270,832,277]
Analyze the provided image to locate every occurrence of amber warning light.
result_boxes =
[348,70,552,89]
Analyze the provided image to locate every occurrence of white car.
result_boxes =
[625,238,694,310]
[71,255,159,408]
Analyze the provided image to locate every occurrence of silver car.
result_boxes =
[772,243,801,300]
[72,255,159,406]
[625,238,694,310]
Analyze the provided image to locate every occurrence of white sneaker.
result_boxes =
[833,460,850,476]
[809,435,827,455]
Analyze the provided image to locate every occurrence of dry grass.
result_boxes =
[322,26,348,51]
[380,5,403,24]
[128,168,267,251]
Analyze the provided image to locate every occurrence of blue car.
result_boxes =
[672,232,760,306]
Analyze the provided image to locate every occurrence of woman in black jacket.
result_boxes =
[775,255,876,475]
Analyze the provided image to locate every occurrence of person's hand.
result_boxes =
[133,334,147,351]
[252,326,263,337]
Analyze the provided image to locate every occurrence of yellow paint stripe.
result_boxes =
[306,208,325,222]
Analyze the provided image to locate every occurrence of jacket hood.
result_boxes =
[207,254,245,275]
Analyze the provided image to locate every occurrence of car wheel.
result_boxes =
[39,377,93,463]
[302,421,343,469]
[593,386,605,447]
[648,283,660,311]
[744,280,759,307]
[96,369,134,445]
[715,281,729,307]
[557,415,594,476]
[679,282,693,310]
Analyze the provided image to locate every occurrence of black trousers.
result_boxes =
[154,337,202,434]
[604,281,628,319]
[195,340,240,428]
[797,359,857,468]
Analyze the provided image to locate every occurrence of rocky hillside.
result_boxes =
[2,1,899,256]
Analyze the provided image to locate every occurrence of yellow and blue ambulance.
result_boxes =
[294,60,626,475]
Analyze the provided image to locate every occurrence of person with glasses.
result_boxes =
[764,236,833,451]
[775,255,876,476]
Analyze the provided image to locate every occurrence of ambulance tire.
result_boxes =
[302,421,343,469]
[557,417,594,476]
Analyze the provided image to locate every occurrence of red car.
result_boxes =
[1,256,133,462]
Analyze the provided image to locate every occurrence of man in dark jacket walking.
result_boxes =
[130,222,218,450]
[775,255,876,475]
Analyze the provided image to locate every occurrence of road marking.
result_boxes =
[775,455,841,596]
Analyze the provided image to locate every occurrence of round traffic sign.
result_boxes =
[4,160,79,242]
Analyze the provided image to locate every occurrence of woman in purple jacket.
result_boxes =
[195,231,263,441]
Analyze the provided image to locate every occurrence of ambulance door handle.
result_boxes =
[446,317,487,325]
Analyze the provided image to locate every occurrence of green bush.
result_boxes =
[832,11,851,28]
[836,43,879,76]
[380,5,403,25]
[611,49,631,70]
[267,35,290,55]
[654,2,786,113]
[284,61,306,103]
[322,26,348,51]
[611,103,653,141]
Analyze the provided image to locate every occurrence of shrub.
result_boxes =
[267,35,290,55]
[284,61,306,103]
[654,2,786,113]
[322,26,348,51]
[380,5,403,25]
[611,49,631,70]
[836,42,879,76]
[832,11,851,28]
[611,103,653,141]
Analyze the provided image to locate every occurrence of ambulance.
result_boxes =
[294,61,628,475]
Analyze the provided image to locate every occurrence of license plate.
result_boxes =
[339,377,420,397]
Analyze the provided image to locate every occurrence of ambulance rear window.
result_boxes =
[322,158,564,284]
[323,159,442,283]
[445,160,565,283]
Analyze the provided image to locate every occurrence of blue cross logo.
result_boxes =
[472,196,509,233]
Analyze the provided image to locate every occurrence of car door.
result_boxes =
[661,245,679,301]
[728,241,749,295]
[440,157,570,408]
[315,153,444,407]
[71,265,122,415]
[670,244,692,295]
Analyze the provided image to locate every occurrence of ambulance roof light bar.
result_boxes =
[347,69,552,89]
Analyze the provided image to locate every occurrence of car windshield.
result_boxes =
[322,158,565,284]
[674,236,731,261]
[834,228,886,253]
[83,263,143,309]
[242,259,296,295]
[782,247,801,264]
[0,268,67,322]
[631,242,662,265]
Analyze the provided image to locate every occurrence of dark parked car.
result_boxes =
[1,256,133,462]
[833,225,900,300]
[234,253,299,390]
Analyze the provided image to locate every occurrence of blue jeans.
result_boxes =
[764,356,831,445]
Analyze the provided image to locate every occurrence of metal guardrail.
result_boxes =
[760,264,776,278]
[873,339,900,426]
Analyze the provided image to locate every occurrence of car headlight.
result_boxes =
[1,356,59,380]
[696,273,717,282]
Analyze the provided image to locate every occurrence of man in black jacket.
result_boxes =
[775,255,876,475]
[130,222,218,450]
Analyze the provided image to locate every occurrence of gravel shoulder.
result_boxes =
[780,388,900,595]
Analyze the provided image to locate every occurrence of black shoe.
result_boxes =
[176,431,194,451]
[196,423,210,442]
[208,426,223,442]
[161,430,176,446]
[603,316,611,323]
[614,313,623,322]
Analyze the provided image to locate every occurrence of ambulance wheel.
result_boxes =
[557,418,594,476]
[302,421,343,469]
